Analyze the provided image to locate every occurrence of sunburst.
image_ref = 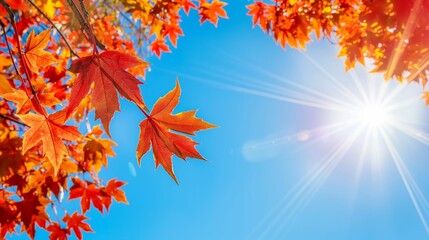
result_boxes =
[160,46,429,238]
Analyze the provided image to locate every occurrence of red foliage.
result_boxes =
[0,0,223,238]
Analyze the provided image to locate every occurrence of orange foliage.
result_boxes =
[0,0,223,238]
[247,0,429,101]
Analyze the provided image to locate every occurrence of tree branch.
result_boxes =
[0,114,29,127]
[65,0,106,50]
[0,19,20,76]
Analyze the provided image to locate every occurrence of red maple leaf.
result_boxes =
[137,80,216,183]
[67,51,147,136]
[69,178,109,213]
[104,179,128,206]
[47,222,69,240]
[199,0,228,26]
[63,212,93,240]
[150,38,171,58]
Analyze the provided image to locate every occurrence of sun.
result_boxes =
[186,46,429,238]
[357,103,390,127]
[234,68,429,237]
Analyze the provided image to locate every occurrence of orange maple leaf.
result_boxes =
[102,179,128,211]
[23,29,57,74]
[63,212,93,240]
[47,222,69,240]
[105,179,128,204]
[2,89,61,114]
[66,51,147,136]
[136,80,216,183]
[199,0,228,27]
[18,110,82,174]
[150,38,171,58]
[69,178,109,213]
[247,2,267,28]
[163,22,184,47]
[181,0,197,14]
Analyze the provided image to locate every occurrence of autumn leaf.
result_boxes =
[247,2,267,27]
[0,0,28,17]
[163,22,184,47]
[2,88,61,114]
[180,0,197,14]
[18,110,82,174]
[105,179,128,204]
[83,140,112,171]
[0,74,12,94]
[23,29,57,74]
[150,38,171,58]
[47,222,69,240]
[67,51,147,136]
[63,212,93,240]
[69,178,109,213]
[0,0,224,238]
[136,80,215,183]
[42,0,64,19]
[199,0,228,27]
[16,193,50,239]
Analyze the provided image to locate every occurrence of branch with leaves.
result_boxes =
[247,0,429,102]
[0,0,226,239]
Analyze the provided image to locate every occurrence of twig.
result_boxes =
[27,0,80,58]
[0,114,29,127]
[0,19,20,76]
[65,0,105,50]
[0,0,47,116]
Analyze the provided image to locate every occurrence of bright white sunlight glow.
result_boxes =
[185,48,429,238]
[357,103,390,127]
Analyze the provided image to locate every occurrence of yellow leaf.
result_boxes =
[41,0,63,18]
[0,75,12,94]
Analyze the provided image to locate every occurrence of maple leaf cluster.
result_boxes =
[0,0,222,239]
[247,0,429,102]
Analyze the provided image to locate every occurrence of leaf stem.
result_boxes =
[138,105,150,118]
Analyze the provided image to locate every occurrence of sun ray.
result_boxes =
[385,0,423,80]
[384,95,422,112]
[247,140,346,239]
[254,126,364,239]
[212,47,360,110]
[350,69,370,104]
[379,81,407,107]
[158,67,357,113]
[160,39,429,238]
[380,127,429,234]
[300,52,363,106]
[193,63,356,111]
[407,52,429,82]
[348,129,371,210]
[389,121,429,146]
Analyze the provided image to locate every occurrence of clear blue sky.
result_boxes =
[25,1,429,239]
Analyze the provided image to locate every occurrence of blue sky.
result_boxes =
[20,1,429,239]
